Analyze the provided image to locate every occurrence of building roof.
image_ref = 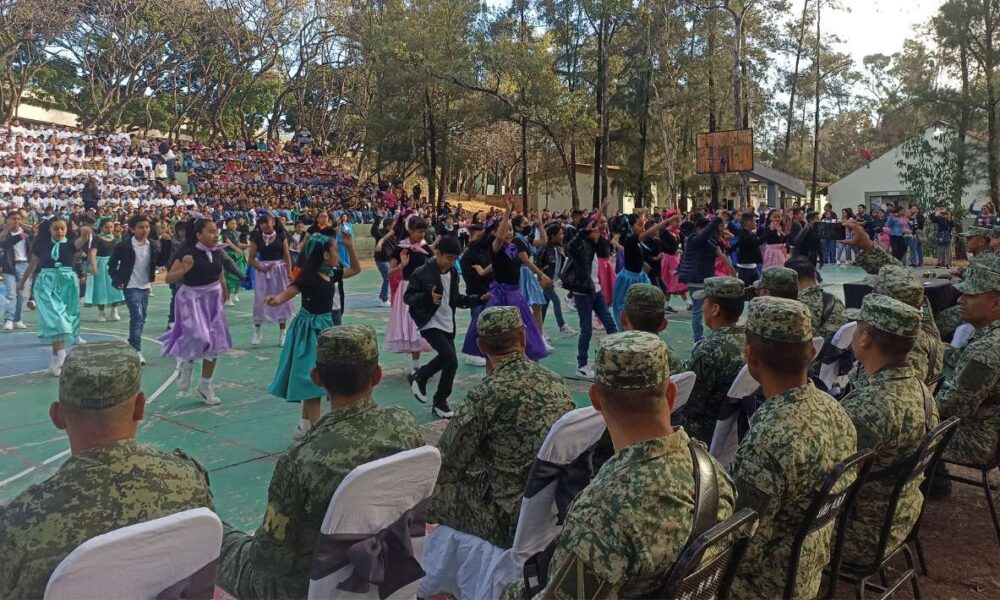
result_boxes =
[745,162,807,197]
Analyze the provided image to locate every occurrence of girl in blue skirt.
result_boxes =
[611,211,670,329]
[85,217,125,321]
[264,231,361,440]
[22,216,92,376]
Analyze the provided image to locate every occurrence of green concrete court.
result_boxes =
[0,262,869,530]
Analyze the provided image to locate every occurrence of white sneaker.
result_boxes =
[464,354,487,367]
[77,337,86,344]
[177,360,195,394]
[379,299,391,308]
[97,311,107,322]
[225,298,236,307]
[2,320,11,331]
[49,354,61,376]
[684,300,694,311]
[559,325,578,337]
[544,339,555,353]
[576,365,595,379]
[251,329,262,346]
[137,352,146,366]
[279,331,287,347]
[196,385,221,406]
[233,294,241,304]
[293,419,311,441]
[110,308,121,321]
[13,321,25,329]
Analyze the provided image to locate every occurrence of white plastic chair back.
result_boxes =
[420,407,607,600]
[818,321,857,393]
[812,336,824,358]
[670,371,697,414]
[44,507,222,600]
[952,323,975,349]
[709,365,759,469]
[309,446,441,600]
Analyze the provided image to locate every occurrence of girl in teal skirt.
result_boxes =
[264,231,360,439]
[85,217,125,321]
[221,218,247,306]
[22,216,92,376]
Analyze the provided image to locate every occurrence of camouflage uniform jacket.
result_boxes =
[667,344,684,376]
[0,439,213,600]
[682,326,745,444]
[217,396,422,600]
[502,429,736,600]
[937,321,1000,465]
[429,352,574,548]
[798,284,846,343]
[731,383,857,600]
[840,365,939,565]
[852,244,944,385]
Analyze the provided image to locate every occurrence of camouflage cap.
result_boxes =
[859,293,921,338]
[962,225,993,239]
[864,265,924,308]
[595,331,669,390]
[955,252,1000,295]
[753,267,798,296]
[478,306,523,337]
[692,276,745,301]
[746,297,813,342]
[624,283,665,314]
[59,342,141,409]
[316,324,379,365]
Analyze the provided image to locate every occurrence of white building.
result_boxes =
[529,163,658,214]
[825,121,989,214]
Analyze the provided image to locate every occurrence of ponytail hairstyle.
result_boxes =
[300,233,337,275]
[184,218,212,249]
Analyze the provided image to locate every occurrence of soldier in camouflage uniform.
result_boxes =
[937,253,1000,466]
[840,294,939,565]
[785,255,846,343]
[502,331,735,599]
[842,220,944,385]
[752,266,799,300]
[0,342,214,599]
[732,297,857,600]
[682,277,746,444]
[935,226,994,339]
[217,325,423,599]
[620,283,684,374]
[429,306,574,549]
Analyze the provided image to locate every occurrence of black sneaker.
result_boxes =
[433,400,454,418]
[408,371,427,403]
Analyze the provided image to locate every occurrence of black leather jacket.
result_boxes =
[404,261,483,329]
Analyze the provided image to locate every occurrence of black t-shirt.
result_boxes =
[91,236,117,257]
[307,224,336,237]
[596,236,613,259]
[251,230,286,261]
[659,229,679,255]
[394,243,429,280]
[492,237,530,285]
[622,235,644,272]
[177,247,224,286]
[294,268,344,314]
[460,242,493,295]
[33,238,78,269]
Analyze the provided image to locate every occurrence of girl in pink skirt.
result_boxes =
[248,214,295,347]
[659,215,688,311]
[761,209,789,269]
[385,216,432,372]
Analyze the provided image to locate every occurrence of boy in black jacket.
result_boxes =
[735,212,763,286]
[404,236,490,417]
[108,214,159,365]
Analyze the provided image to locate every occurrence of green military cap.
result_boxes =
[316,324,379,365]
[624,283,665,314]
[692,276,745,301]
[59,342,141,409]
[864,265,924,308]
[595,331,669,390]
[478,306,523,337]
[746,297,813,342]
[753,267,798,296]
[962,225,993,239]
[859,293,921,338]
[955,252,1000,295]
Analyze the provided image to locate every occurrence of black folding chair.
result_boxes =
[657,508,759,600]
[827,416,960,600]
[783,449,874,600]
[939,435,1000,545]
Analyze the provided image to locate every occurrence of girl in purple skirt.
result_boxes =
[158,217,233,406]
[247,214,294,347]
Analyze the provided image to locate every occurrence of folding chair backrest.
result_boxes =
[818,322,857,395]
[811,336,824,358]
[784,449,874,599]
[309,446,442,600]
[44,507,222,600]
[709,365,759,468]
[657,509,760,600]
[671,371,697,414]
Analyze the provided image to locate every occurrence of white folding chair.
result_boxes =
[670,371,697,414]
[819,321,857,394]
[812,335,824,358]
[308,446,441,600]
[44,507,222,600]
[420,407,608,600]
[710,365,759,469]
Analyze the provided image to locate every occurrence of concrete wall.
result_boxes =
[530,169,658,213]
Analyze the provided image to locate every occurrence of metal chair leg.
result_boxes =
[903,545,922,600]
[854,576,865,600]
[983,468,1000,545]
[914,537,929,575]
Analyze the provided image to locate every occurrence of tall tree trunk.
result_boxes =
[637,55,651,208]
[570,142,580,209]
[599,15,610,204]
[521,115,529,212]
[592,16,604,208]
[783,0,810,166]
[956,37,972,261]
[985,0,1000,208]
[425,87,437,203]
[708,19,719,211]
[810,0,822,209]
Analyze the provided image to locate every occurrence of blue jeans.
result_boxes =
[3,261,27,322]
[690,293,705,342]
[907,236,923,266]
[573,291,617,367]
[542,285,566,328]
[822,239,837,265]
[124,288,150,351]
[375,260,390,302]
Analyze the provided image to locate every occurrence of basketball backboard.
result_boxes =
[696,129,754,175]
